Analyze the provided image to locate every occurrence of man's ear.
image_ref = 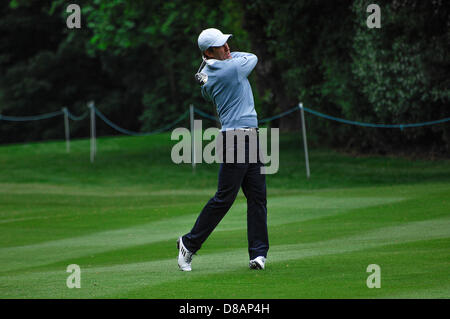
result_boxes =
[204,48,214,59]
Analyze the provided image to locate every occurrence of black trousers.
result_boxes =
[183,130,269,260]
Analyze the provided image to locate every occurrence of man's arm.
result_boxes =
[231,51,254,58]
[201,85,211,102]
[231,52,258,79]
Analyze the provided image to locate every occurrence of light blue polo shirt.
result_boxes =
[200,52,258,131]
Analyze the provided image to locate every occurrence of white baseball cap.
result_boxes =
[198,28,232,52]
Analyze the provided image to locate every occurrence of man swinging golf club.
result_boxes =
[177,28,269,271]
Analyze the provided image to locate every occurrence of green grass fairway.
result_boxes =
[0,133,449,298]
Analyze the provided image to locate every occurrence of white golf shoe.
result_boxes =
[177,237,193,271]
[249,256,266,270]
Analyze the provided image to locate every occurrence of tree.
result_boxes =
[350,0,449,154]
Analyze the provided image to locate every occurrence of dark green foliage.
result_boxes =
[0,0,448,155]
[349,0,449,154]
[241,0,449,155]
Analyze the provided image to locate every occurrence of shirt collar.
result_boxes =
[205,58,218,66]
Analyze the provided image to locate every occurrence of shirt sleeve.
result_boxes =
[231,52,254,58]
[201,85,211,102]
[232,52,258,79]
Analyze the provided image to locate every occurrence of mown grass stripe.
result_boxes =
[0,195,402,272]
[1,217,448,298]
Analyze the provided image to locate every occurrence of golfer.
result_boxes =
[177,28,269,271]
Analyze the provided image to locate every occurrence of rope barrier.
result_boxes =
[301,106,450,128]
[67,110,88,121]
[2,103,447,167]
[194,106,298,124]
[1,104,448,129]
[0,109,88,122]
[192,105,450,129]
[193,108,220,122]
[258,107,299,124]
[193,106,300,124]
[0,110,63,121]
[93,106,189,136]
